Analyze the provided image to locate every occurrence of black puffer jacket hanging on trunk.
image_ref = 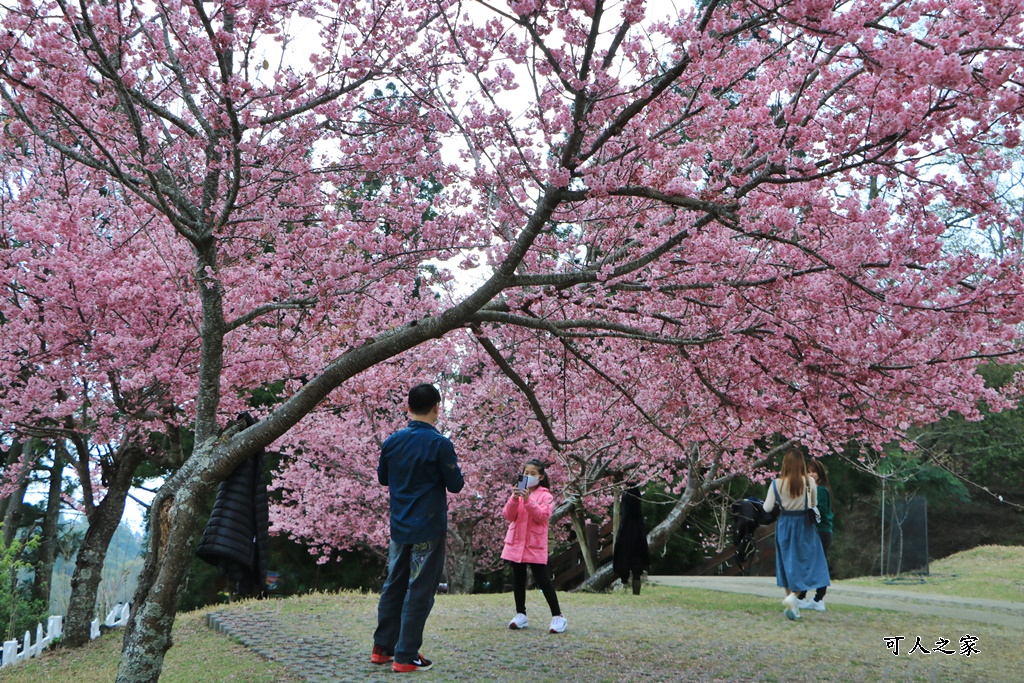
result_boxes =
[196,414,270,597]
[613,485,650,594]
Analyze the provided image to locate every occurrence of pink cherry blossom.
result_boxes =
[2,1,1024,681]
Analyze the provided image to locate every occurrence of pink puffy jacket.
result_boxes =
[500,486,554,564]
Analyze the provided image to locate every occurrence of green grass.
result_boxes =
[2,545,1021,683]
[840,544,1024,603]
[220,586,1020,683]
[0,606,302,683]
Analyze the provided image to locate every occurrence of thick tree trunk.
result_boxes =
[0,440,24,524]
[62,445,145,647]
[62,502,125,646]
[116,445,221,683]
[32,451,65,605]
[447,551,475,595]
[445,525,476,594]
[2,477,29,545]
[1,440,32,546]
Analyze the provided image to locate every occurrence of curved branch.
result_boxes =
[470,326,564,452]
[225,298,318,333]
[468,310,724,347]
[511,215,714,290]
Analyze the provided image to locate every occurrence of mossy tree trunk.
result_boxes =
[62,444,145,647]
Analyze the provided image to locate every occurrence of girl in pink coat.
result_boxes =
[501,459,567,634]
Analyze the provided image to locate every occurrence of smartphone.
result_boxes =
[516,474,528,490]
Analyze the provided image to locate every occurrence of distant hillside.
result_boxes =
[49,520,146,616]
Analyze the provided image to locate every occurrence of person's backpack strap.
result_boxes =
[766,480,781,522]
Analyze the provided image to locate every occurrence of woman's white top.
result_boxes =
[763,476,817,512]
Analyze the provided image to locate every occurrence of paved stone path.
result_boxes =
[207,609,373,683]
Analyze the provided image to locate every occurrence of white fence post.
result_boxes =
[1,640,18,668]
[30,624,43,656]
[0,609,118,668]
[48,615,63,641]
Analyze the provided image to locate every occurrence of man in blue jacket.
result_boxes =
[371,383,465,673]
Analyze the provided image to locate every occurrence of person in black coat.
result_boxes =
[612,485,650,595]
[196,413,270,598]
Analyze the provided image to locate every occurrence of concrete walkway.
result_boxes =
[647,575,1024,629]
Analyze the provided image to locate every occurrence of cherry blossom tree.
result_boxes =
[1,1,1023,681]
[0,149,196,644]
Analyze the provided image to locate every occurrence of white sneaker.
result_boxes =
[508,613,528,630]
[807,599,826,612]
[782,594,800,620]
[549,615,567,633]
[796,597,815,609]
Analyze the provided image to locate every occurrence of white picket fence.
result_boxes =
[89,602,131,640]
[0,602,130,668]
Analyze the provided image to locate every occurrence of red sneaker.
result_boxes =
[392,654,433,672]
[370,644,393,664]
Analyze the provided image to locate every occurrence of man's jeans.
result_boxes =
[373,534,446,664]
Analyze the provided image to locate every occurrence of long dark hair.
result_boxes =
[808,459,834,501]
[524,459,551,489]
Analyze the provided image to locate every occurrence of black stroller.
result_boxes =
[730,497,779,572]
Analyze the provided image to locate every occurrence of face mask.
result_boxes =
[524,474,540,488]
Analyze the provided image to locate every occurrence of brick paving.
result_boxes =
[207,609,387,683]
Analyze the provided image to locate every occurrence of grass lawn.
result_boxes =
[0,606,302,683]
[840,544,1024,603]
[2,545,1021,683]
